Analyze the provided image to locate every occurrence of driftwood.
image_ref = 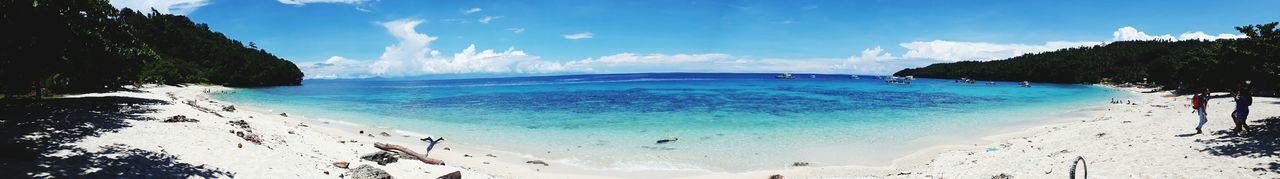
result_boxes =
[373,142,444,165]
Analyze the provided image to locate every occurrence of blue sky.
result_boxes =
[109,0,1280,78]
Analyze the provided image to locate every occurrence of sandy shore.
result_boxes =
[37,84,1280,178]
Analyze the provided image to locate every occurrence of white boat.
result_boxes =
[810,74,816,78]
[885,77,910,84]
[850,75,860,80]
[1021,81,1032,87]
[776,73,795,79]
[905,76,915,80]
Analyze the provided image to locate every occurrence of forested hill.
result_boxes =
[0,0,303,95]
[894,22,1279,91]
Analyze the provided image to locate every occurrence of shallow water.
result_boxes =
[214,73,1121,171]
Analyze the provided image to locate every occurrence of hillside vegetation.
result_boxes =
[0,0,303,95]
[895,22,1279,91]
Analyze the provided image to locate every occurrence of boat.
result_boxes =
[955,78,976,84]
[850,75,860,80]
[885,77,910,84]
[1021,81,1032,87]
[776,73,795,79]
[905,76,915,80]
[810,74,816,78]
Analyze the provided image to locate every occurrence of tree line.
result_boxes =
[895,22,1279,93]
[0,0,303,95]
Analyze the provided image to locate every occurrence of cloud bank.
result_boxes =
[1113,26,1246,41]
[300,22,1248,79]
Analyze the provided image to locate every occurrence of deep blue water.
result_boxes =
[214,73,1121,171]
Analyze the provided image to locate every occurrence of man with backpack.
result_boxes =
[1191,88,1210,134]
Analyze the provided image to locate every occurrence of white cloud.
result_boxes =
[507,28,526,34]
[478,16,503,24]
[848,46,895,63]
[358,18,573,77]
[1177,31,1248,41]
[299,56,375,79]
[1112,26,1176,41]
[899,40,1105,62]
[1113,26,1246,41]
[108,0,210,15]
[464,8,482,14]
[278,0,371,6]
[563,32,594,40]
[370,19,436,76]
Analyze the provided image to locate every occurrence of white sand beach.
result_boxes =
[43,85,1280,178]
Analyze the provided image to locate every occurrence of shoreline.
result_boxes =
[44,84,1280,178]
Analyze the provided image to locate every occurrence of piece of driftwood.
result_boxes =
[373,142,444,165]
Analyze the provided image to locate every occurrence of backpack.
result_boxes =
[1192,94,1204,109]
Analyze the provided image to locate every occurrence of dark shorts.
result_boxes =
[1235,109,1249,121]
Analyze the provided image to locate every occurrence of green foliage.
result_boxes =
[895,22,1280,91]
[0,0,302,95]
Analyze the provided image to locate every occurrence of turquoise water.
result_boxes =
[214,73,1121,171]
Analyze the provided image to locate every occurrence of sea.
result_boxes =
[213,73,1123,172]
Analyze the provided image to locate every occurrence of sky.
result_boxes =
[108,0,1280,79]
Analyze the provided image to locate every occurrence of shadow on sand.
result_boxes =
[0,96,232,178]
[1197,116,1280,174]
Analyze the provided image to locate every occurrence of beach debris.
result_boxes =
[380,132,392,137]
[360,130,364,134]
[373,142,446,165]
[228,120,251,129]
[162,115,198,123]
[361,151,401,165]
[1095,133,1107,138]
[237,143,242,148]
[333,161,350,169]
[463,154,472,157]
[991,173,1012,179]
[394,151,418,160]
[791,162,810,167]
[1048,149,1072,157]
[222,105,236,112]
[423,137,445,155]
[485,154,496,158]
[768,174,785,179]
[437,171,462,179]
[280,113,288,117]
[367,134,375,137]
[655,137,679,144]
[349,164,393,179]
[235,131,263,144]
[526,160,549,166]
[184,100,223,117]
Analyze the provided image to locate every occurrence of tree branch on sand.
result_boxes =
[374,143,444,165]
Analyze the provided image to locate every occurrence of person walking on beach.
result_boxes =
[1233,85,1253,133]
[1192,88,1210,134]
